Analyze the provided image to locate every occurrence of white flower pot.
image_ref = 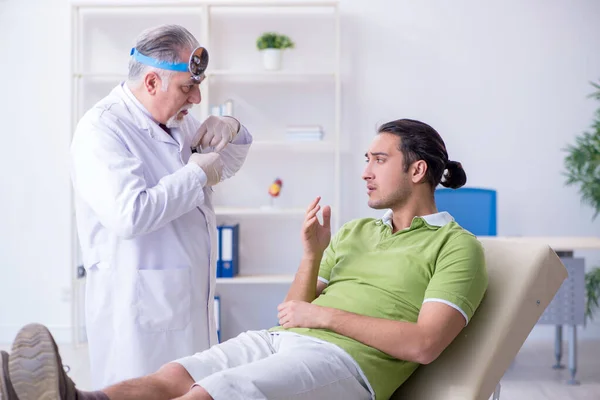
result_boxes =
[262,48,282,71]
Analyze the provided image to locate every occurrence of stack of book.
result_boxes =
[285,125,324,141]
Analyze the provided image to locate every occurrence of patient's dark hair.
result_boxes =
[377,119,467,190]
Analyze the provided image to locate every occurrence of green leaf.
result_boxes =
[563,79,600,219]
[586,268,600,320]
[256,32,295,50]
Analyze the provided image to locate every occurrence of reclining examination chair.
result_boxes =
[392,238,568,400]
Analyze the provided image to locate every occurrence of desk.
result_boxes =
[478,236,600,385]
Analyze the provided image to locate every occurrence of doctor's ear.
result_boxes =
[144,72,160,95]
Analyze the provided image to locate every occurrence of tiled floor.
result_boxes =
[495,339,600,400]
[2,339,600,399]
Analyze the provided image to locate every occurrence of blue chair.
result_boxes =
[434,187,497,236]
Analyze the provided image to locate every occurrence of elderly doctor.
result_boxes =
[70,24,252,389]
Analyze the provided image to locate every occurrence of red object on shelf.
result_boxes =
[268,178,283,198]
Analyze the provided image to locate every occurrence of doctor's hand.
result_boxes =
[277,301,331,329]
[301,197,331,259]
[192,115,240,152]
[189,152,223,187]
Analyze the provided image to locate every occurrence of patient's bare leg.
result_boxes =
[102,362,195,400]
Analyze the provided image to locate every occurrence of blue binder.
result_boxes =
[219,224,239,278]
[216,226,222,278]
[214,295,221,342]
[216,224,239,278]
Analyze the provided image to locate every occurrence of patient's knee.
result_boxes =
[152,362,195,396]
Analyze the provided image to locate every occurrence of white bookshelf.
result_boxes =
[70,0,341,344]
[252,140,336,152]
[215,207,305,216]
[208,70,336,77]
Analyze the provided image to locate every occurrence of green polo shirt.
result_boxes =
[271,211,488,400]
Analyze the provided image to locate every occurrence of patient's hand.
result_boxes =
[277,300,330,329]
[301,196,331,259]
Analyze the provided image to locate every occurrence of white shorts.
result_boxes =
[173,330,374,400]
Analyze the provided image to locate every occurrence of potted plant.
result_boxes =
[256,32,295,71]
[563,79,600,321]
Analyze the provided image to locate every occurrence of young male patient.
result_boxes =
[1,118,488,400]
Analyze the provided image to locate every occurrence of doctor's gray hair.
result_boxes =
[128,24,199,91]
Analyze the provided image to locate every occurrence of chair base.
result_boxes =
[492,383,501,400]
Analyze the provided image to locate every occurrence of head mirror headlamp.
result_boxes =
[130,46,209,83]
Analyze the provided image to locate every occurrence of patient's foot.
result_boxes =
[1,350,18,400]
[8,323,78,400]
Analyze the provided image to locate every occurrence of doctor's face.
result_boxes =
[156,71,203,127]
[153,49,203,126]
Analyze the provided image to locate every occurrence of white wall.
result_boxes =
[1,0,599,343]
[0,0,73,342]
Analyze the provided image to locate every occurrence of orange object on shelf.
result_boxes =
[268,178,283,198]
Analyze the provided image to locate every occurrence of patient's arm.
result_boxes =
[278,301,462,364]
[284,197,331,303]
[323,302,465,364]
[284,257,324,303]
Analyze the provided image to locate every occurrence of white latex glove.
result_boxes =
[192,116,240,152]
[188,152,223,187]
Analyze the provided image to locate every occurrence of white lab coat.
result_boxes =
[70,83,252,389]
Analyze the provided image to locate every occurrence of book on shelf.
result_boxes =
[284,125,324,141]
[210,99,234,117]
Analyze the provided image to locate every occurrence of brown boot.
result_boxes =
[1,350,18,400]
[8,324,78,400]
